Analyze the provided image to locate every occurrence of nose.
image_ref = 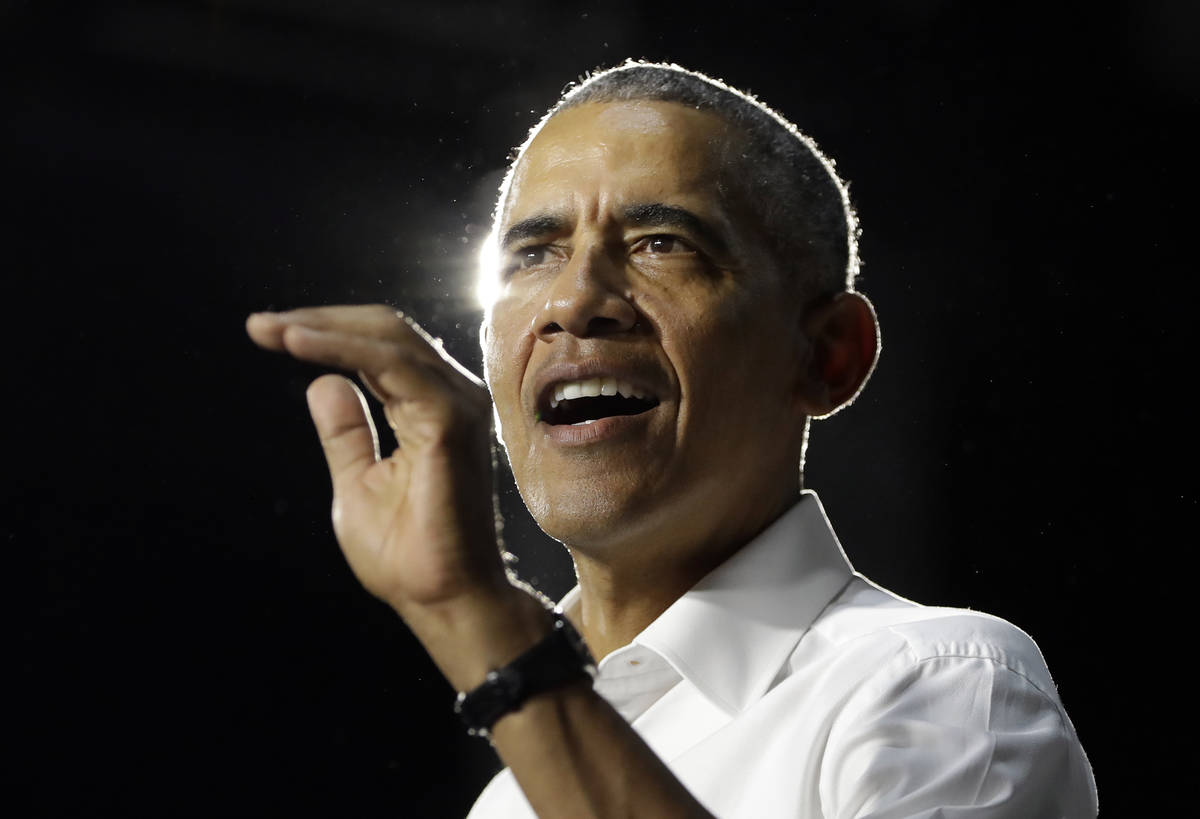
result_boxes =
[532,246,639,340]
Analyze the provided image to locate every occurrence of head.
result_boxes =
[481,62,862,309]
[479,62,879,570]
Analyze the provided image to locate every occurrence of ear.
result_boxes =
[796,291,880,418]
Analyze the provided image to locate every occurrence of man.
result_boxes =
[246,62,1096,817]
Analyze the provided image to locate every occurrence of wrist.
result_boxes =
[399,581,555,692]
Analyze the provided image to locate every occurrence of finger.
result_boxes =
[248,311,414,448]
[253,305,438,361]
[267,303,409,334]
[305,374,380,484]
[281,325,453,405]
[246,312,291,351]
[251,305,484,388]
[247,305,418,351]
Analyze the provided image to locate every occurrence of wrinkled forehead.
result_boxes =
[500,100,737,228]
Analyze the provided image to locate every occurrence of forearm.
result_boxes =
[493,679,714,819]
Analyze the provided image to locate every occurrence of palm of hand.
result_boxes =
[247,307,505,613]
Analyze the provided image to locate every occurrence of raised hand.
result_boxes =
[246,306,547,685]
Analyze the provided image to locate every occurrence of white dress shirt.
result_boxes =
[467,491,1097,818]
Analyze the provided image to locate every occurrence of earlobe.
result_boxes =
[798,291,880,418]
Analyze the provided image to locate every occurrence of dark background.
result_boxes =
[8,1,1196,815]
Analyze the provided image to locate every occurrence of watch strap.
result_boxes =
[454,611,595,738]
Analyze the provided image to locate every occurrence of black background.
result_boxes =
[8,1,1196,815]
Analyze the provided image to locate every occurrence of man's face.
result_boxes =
[482,100,812,562]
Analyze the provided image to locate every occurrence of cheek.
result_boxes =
[483,306,537,434]
[482,299,524,381]
[669,294,800,423]
[668,292,761,364]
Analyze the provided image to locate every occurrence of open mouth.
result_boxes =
[540,378,660,426]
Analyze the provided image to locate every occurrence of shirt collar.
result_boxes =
[561,490,855,716]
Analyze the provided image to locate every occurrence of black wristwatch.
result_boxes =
[454,610,596,738]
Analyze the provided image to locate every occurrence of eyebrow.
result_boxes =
[623,203,729,256]
[501,214,567,250]
[500,203,730,255]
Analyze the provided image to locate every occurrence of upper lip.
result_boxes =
[530,360,667,420]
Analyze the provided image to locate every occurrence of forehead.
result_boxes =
[502,100,735,228]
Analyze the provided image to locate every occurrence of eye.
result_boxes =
[636,235,695,255]
[504,244,556,277]
[518,245,549,268]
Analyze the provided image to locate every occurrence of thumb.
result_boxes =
[305,374,380,485]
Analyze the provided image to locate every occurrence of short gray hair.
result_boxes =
[490,60,860,300]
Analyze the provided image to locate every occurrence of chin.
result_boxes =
[524,484,650,552]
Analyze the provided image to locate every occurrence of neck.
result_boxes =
[565,489,801,661]
[568,552,698,661]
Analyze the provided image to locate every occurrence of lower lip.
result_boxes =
[539,411,654,445]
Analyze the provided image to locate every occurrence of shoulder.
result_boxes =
[803,579,1097,815]
[804,575,1062,705]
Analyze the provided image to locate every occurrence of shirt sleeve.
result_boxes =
[819,653,1097,819]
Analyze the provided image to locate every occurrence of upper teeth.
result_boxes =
[550,378,648,408]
